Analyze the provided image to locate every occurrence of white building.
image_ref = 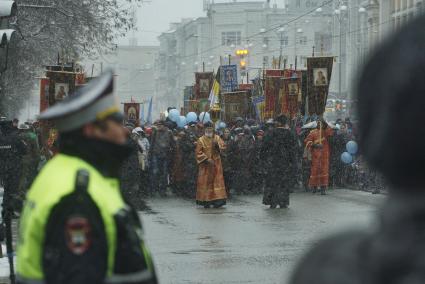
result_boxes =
[156,0,333,110]
[87,45,159,115]
[331,0,424,100]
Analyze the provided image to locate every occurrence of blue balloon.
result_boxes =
[199,112,211,123]
[177,116,187,128]
[186,112,198,123]
[341,152,353,164]
[346,141,358,155]
[168,109,180,122]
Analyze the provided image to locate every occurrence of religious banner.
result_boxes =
[222,91,249,122]
[195,72,214,100]
[198,98,210,113]
[39,77,49,112]
[264,70,284,119]
[239,83,253,91]
[220,65,238,92]
[124,103,140,122]
[307,57,334,115]
[188,100,199,113]
[46,65,77,107]
[252,95,265,122]
[280,70,302,119]
[75,72,86,86]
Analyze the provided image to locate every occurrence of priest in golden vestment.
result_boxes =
[196,121,227,208]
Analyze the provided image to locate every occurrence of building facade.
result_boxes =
[87,45,159,116]
[156,0,333,111]
[155,0,424,111]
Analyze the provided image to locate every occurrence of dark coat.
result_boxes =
[261,128,297,179]
[120,137,140,195]
[291,196,425,284]
[261,128,297,206]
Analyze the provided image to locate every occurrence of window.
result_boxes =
[300,56,308,67]
[299,36,307,45]
[263,56,269,67]
[315,32,332,52]
[306,0,318,7]
[282,36,289,47]
[296,0,301,8]
[221,31,242,46]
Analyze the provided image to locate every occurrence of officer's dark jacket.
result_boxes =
[17,137,158,284]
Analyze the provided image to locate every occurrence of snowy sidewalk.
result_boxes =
[0,245,14,284]
[0,188,17,284]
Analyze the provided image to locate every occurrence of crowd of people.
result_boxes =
[0,112,385,212]
[117,112,385,210]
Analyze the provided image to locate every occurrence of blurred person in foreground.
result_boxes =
[17,71,157,284]
[290,14,425,284]
[196,121,227,208]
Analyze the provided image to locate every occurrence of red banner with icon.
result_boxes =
[280,70,302,119]
[264,70,284,119]
[124,103,140,122]
[195,72,214,100]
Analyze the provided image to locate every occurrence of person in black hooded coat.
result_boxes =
[290,14,425,284]
[261,115,297,208]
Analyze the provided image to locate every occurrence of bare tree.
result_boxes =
[0,0,141,117]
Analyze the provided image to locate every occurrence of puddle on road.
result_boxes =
[171,248,228,254]
[199,211,245,215]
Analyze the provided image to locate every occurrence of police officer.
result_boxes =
[17,71,158,284]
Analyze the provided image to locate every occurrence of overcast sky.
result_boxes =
[120,0,286,46]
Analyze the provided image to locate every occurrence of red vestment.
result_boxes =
[305,127,334,187]
[195,135,227,204]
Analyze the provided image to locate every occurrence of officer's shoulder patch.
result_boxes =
[65,216,92,255]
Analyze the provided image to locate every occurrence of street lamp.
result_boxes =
[334,3,348,99]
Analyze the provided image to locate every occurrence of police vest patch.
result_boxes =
[65,217,92,255]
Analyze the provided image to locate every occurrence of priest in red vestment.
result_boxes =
[305,120,334,195]
[195,122,227,208]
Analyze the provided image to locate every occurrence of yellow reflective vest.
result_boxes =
[17,154,155,283]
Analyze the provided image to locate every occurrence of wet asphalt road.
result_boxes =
[140,189,386,284]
